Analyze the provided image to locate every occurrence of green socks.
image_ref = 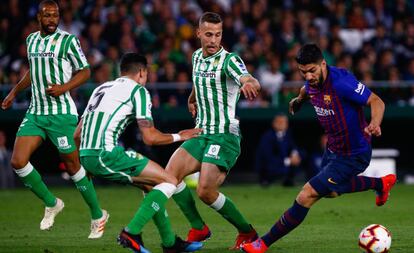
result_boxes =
[126,183,176,235]
[71,167,103,219]
[14,162,56,207]
[173,183,251,233]
[152,201,176,247]
[210,192,251,233]
[172,182,204,230]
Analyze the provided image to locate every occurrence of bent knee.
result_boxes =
[164,164,181,180]
[196,186,217,204]
[296,183,320,207]
[162,173,178,186]
[11,156,29,169]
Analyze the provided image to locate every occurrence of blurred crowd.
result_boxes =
[1,0,414,108]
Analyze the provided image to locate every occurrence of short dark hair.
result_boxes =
[295,44,324,65]
[274,112,287,118]
[199,12,222,26]
[120,53,147,74]
[39,0,58,12]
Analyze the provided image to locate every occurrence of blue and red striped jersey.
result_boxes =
[305,66,372,155]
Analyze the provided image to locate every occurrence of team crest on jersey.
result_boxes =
[38,43,46,52]
[201,62,209,71]
[323,95,332,105]
[213,58,220,68]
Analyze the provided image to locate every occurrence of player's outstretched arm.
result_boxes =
[289,86,308,115]
[46,68,91,97]
[188,85,197,118]
[138,119,202,146]
[240,75,261,100]
[1,70,31,110]
[365,92,385,137]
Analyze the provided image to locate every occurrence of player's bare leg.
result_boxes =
[60,150,107,238]
[166,148,212,242]
[196,162,257,249]
[11,136,43,169]
[166,148,200,182]
[11,136,62,230]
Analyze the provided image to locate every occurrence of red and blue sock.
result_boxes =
[261,200,309,247]
[340,176,383,194]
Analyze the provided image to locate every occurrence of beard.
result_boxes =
[317,73,324,85]
[41,22,58,35]
[308,72,324,86]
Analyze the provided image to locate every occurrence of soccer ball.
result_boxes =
[358,224,392,253]
[184,172,200,188]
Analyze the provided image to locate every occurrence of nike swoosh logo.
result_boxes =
[328,178,338,184]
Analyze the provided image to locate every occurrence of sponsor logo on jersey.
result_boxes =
[238,63,247,73]
[77,47,85,58]
[323,95,332,105]
[29,52,55,58]
[205,144,221,159]
[194,71,216,78]
[314,105,335,116]
[354,82,365,95]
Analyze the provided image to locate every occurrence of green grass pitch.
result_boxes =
[1,184,413,253]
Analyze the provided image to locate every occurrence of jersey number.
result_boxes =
[88,85,111,112]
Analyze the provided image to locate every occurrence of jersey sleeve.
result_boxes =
[81,88,98,118]
[335,73,372,105]
[133,87,153,121]
[26,33,34,46]
[67,36,89,71]
[224,53,250,86]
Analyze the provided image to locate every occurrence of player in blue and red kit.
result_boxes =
[241,44,396,253]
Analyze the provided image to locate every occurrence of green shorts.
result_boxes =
[181,133,241,171]
[80,147,149,185]
[16,113,78,154]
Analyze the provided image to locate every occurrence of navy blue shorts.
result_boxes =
[309,149,371,196]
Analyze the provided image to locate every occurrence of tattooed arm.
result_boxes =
[137,119,201,146]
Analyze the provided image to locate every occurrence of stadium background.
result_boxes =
[1,0,414,184]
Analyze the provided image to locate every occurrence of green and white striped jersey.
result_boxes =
[192,47,250,136]
[26,28,89,115]
[80,77,152,152]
